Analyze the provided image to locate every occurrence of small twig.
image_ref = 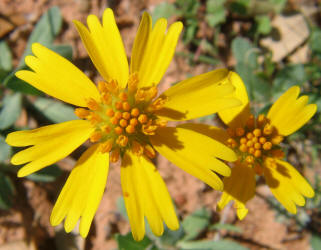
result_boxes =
[229,234,283,250]
[213,202,233,241]
[193,38,205,62]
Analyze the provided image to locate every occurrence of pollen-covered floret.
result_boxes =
[74,73,167,161]
[226,114,284,175]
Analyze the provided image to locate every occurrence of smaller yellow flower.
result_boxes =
[214,72,316,219]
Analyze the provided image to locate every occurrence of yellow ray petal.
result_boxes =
[128,151,179,235]
[236,204,249,220]
[282,104,316,134]
[155,69,241,121]
[130,12,152,74]
[133,155,164,236]
[267,86,317,136]
[50,145,109,237]
[74,8,128,88]
[15,43,100,107]
[142,160,179,231]
[136,18,183,88]
[79,148,109,237]
[9,120,94,177]
[263,158,314,214]
[263,164,296,213]
[217,162,256,220]
[217,192,233,213]
[121,153,145,241]
[151,126,236,191]
[177,123,230,145]
[268,86,300,121]
[218,72,251,128]
[275,160,314,198]
[137,18,166,87]
[6,120,91,147]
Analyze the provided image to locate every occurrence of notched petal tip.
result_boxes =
[14,69,30,79]
[170,21,183,32]
[216,196,228,212]
[103,7,113,16]
[17,168,28,178]
[79,230,89,238]
[155,17,167,26]
[87,14,100,26]
[31,42,42,54]
[215,182,224,192]
[50,213,60,227]
[168,221,180,231]
[236,207,248,220]
[24,54,36,63]
[309,103,318,116]
[228,149,238,162]
[5,133,15,146]
[306,188,315,199]
[64,221,74,233]
[132,231,145,242]
[288,85,300,95]
[73,19,85,29]
[11,151,25,166]
[152,227,164,237]
[141,11,152,20]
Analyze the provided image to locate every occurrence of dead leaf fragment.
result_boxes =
[260,14,309,62]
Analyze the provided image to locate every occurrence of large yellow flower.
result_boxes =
[6,9,240,240]
[214,72,316,219]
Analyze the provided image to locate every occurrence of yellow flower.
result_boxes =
[214,72,316,219]
[6,9,240,240]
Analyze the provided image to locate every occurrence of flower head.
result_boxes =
[6,9,240,240]
[215,72,316,219]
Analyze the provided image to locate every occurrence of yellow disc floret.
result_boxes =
[74,73,166,162]
[226,114,285,175]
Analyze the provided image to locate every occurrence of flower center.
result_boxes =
[74,73,167,163]
[226,114,284,175]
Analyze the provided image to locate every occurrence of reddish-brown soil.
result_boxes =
[0,0,317,249]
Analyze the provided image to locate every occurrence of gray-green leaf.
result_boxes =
[0,172,15,210]
[182,207,211,241]
[310,28,321,54]
[232,37,258,69]
[177,239,248,250]
[117,196,128,221]
[0,135,11,162]
[32,97,78,123]
[311,234,321,250]
[26,165,62,182]
[4,72,43,95]
[210,223,242,233]
[272,64,306,100]
[48,44,73,61]
[205,0,226,27]
[0,41,13,72]
[152,2,178,24]
[255,15,272,35]
[18,6,62,69]
[116,233,154,250]
[0,92,22,130]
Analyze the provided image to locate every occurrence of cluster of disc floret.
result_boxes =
[75,73,167,162]
[226,114,284,175]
